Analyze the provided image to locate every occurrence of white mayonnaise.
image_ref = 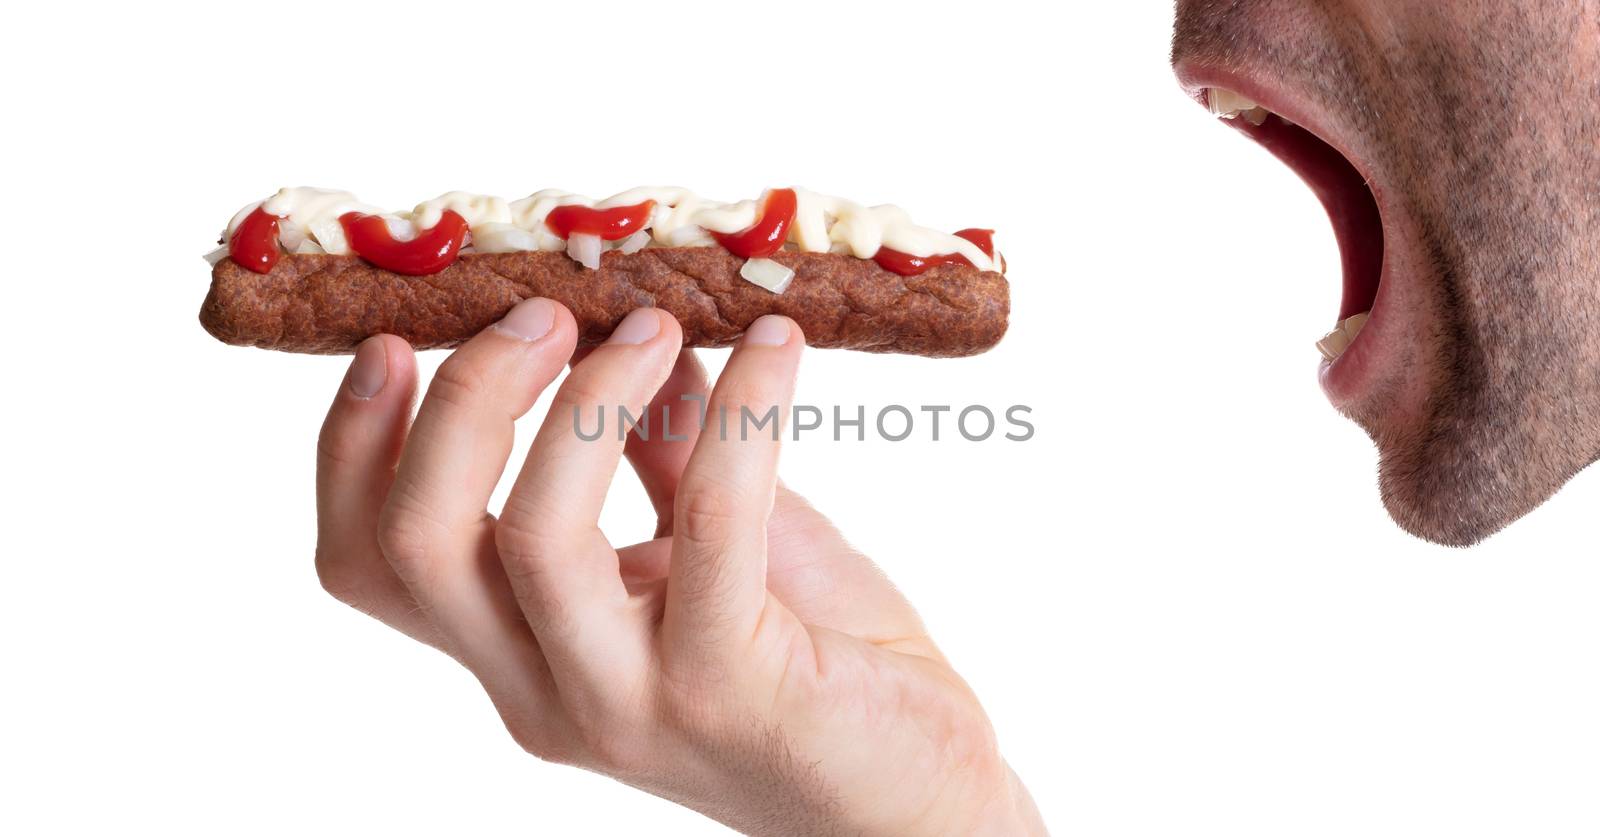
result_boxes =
[222,186,1001,272]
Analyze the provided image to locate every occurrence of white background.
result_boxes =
[5,1,1599,834]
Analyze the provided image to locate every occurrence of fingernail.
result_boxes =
[607,308,662,345]
[495,298,557,342]
[743,315,792,347]
[349,337,388,399]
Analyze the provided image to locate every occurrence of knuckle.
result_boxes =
[427,353,492,411]
[550,376,613,421]
[507,722,579,766]
[674,485,741,548]
[493,513,565,570]
[672,487,749,618]
[504,709,644,776]
[711,380,773,416]
[375,499,441,586]
[492,516,578,632]
[313,546,365,605]
[315,423,359,470]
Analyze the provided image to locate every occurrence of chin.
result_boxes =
[1375,450,1524,549]
[1360,370,1587,548]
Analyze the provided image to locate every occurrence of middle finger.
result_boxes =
[497,309,683,696]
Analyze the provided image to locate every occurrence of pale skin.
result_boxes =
[314,298,1046,836]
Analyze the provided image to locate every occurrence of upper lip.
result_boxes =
[1171,63,1382,211]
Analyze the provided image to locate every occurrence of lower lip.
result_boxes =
[1319,255,1404,410]
[1320,318,1377,408]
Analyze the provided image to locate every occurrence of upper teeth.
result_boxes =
[1317,312,1370,362]
[1207,88,1270,126]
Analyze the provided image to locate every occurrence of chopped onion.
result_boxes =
[739,258,795,295]
[567,233,603,270]
[472,222,541,253]
[202,244,230,267]
[617,230,652,255]
[382,215,417,241]
[294,239,325,255]
[662,226,714,248]
[278,219,307,251]
[309,218,350,255]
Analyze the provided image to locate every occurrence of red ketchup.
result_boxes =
[873,227,1001,277]
[954,228,997,260]
[545,200,656,241]
[712,188,798,259]
[339,210,469,276]
[872,248,972,276]
[955,227,1005,273]
[229,207,283,274]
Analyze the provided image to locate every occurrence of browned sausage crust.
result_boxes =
[199,247,1009,357]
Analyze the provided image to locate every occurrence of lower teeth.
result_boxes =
[1317,312,1370,362]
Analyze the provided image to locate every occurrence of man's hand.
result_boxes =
[312,299,1045,836]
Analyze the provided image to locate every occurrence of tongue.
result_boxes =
[1228,116,1385,322]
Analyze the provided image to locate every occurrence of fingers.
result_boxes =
[314,335,437,642]
[626,350,711,537]
[377,298,577,672]
[576,347,711,537]
[497,308,683,690]
[664,316,804,659]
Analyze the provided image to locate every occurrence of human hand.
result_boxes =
[313,299,1045,835]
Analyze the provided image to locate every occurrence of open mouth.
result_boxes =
[1199,87,1385,367]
